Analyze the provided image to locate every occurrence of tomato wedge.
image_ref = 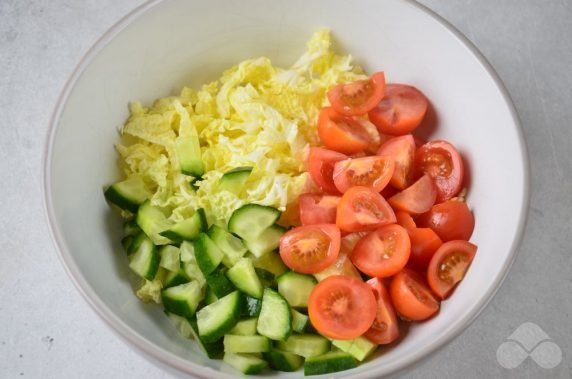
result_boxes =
[368,84,428,136]
[351,224,410,278]
[427,240,477,299]
[408,228,443,270]
[417,200,475,242]
[390,268,440,321]
[332,156,395,193]
[317,107,380,154]
[307,147,348,194]
[299,194,340,226]
[377,134,416,190]
[279,224,341,274]
[327,72,386,116]
[395,211,416,230]
[414,140,464,202]
[364,278,399,345]
[388,174,437,214]
[337,186,396,232]
[308,275,377,340]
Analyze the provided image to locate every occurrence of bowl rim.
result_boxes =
[43,0,531,377]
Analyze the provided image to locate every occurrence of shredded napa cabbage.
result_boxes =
[116,29,365,226]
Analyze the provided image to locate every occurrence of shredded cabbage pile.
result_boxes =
[116,29,365,226]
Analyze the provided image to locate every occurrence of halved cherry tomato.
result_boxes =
[417,200,475,242]
[351,224,410,277]
[414,140,464,202]
[390,268,440,321]
[317,107,380,154]
[308,275,377,340]
[364,278,399,344]
[279,224,341,274]
[307,147,348,194]
[337,186,396,232]
[299,194,340,226]
[327,72,386,116]
[368,84,428,136]
[388,174,437,214]
[408,228,442,271]
[333,156,395,193]
[377,134,416,190]
[427,240,477,299]
[395,211,416,230]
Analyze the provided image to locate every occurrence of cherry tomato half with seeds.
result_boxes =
[333,156,395,193]
[327,72,386,116]
[299,194,340,226]
[427,240,477,299]
[364,278,399,345]
[377,134,416,190]
[307,147,348,194]
[336,186,396,232]
[390,268,440,321]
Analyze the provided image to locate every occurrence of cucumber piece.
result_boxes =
[121,235,134,254]
[223,334,271,354]
[304,351,357,375]
[188,317,224,359]
[193,233,224,275]
[207,225,247,268]
[123,219,141,236]
[128,234,160,280]
[255,268,275,289]
[204,286,219,305]
[159,245,180,272]
[197,291,241,343]
[223,353,268,375]
[249,251,288,276]
[164,268,190,289]
[205,268,235,298]
[277,271,317,308]
[290,309,309,333]
[180,241,207,288]
[126,232,147,256]
[226,257,263,299]
[175,135,204,177]
[277,335,331,358]
[104,176,152,213]
[161,280,203,318]
[241,295,262,318]
[228,318,258,336]
[159,209,207,243]
[228,204,281,241]
[263,349,303,372]
[331,336,378,362]
[136,201,173,245]
[219,167,252,194]
[256,288,291,341]
[244,225,286,258]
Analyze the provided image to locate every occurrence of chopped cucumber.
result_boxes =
[180,241,206,288]
[163,268,190,289]
[223,353,268,375]
[219,167,252,195]
[159,245,180,272]
[255,268,275,289]
[205,268,235,298]
[208,225,247,268]
[256,288,291,341]
[121,235,134,254]
[197,291,241,343]
[104,176,152,213]
[159,209,207,243]
[223,334,271,354]
[188,317,224,359]
[204,286,219,305]
[175,134,204,177]
[128,234,160,280]
[228,204,281,241]
[136,201,173,245]
[291,309,309,333]
[229,318,258,336]
[277,335,331,358]
[263,349,304,372]
[244,224,286,258]
[123,219,141,236]
[249,251,288,276]
[161,280,203,318]
[226,257,263,299]
[126,232,147,256]
[241,295,262,318]
[331,336,378,362]
[304,351,357,375]
[277,271,317,308]
[193,233,224,275]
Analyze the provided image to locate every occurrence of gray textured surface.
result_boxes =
[0,0,571,378]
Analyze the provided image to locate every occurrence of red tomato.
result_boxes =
[364,278,399,344]
[395,211,416,230]
[390,268,440,321]
[307,147,348,194]
[332,156,395,193]
[377,134,416,190]
[279,224,341,274]
[336,186,396,232]
[351,224,410,278]
[327,72,386,116]
[388,175,437,214]
[317,107,380,154]
[308,275,377,340]
[417,200,475,241]
[299,194,340,226]
[408,228,443,270]
[380,184,399,199]
[414,140,464,202]
[427,240,477,299]
[368,84,428,136]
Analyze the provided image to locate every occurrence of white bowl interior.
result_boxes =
[46,0,528,377]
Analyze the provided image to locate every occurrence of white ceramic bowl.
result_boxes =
[44,0,529,377]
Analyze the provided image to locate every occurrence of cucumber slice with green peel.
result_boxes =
[205,268,235,298]
[290,309,309,333]
[159,209,207,243]
[175,135,204,177]
[223,335,271,354]
[121,235,133,253]
[126,232,148,256]
[123,219,141,236]
[136,201,173,245]
[223,353,268,375]
[188,317,224,359]
[128,234,160,280]
[207,225,247,268]
[249,251,288,276]
[159,245,181,272]
[244,225,286,258]
[228,318,258,336]
[180,241,206,288]
[164,268,190,289]
[197,291,241,343]
[277,334,331,358]
[104,176,152,213]
[255,268,275,289]
[161,280,203,318]
[193,233,224,275]
[219,167,253,194]
[228,204,281,241]
[226,257,263,299]
[256,288,291,341]
[331,336,378,362]
[263,349,304,372]
[241,295,262,317]
[304,351,357,375]
[204,286,219,305]
[277,271,317,308]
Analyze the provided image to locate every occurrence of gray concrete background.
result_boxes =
[1,0,571,378]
